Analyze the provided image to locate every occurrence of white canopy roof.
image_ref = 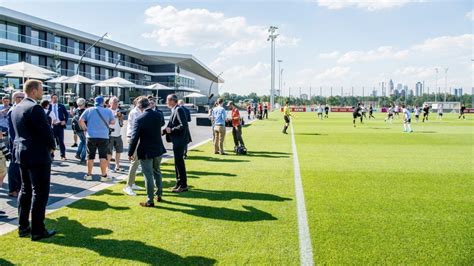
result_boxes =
[46,76,68,83]
[0,61,57,81]
[92,77,136,87]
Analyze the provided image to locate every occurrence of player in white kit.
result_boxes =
[402,104,413,133]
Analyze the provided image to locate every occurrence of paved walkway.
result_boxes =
[0,112,249,226]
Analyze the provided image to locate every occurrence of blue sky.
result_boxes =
[1,0,472,96]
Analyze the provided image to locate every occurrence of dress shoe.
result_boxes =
[139,202,155,207]
[60,156,66,160]
[19,227,31,238]
[172,186,189,193]
[156,196,162,202]
[71,143,78,148]
[31,229,56,241]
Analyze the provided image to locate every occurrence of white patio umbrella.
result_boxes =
[184,92,206,106]
[145,83,173,90]
[92,77,136,87]
[0,61,56,83]
[46,76,68,83]
[61,74,95,84]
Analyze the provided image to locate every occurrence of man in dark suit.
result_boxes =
[49,94,69,160]
[11,79,57,241]
[129,97,167,207]
[178,99,192,159]
[163,94,191,193]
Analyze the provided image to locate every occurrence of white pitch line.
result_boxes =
[290,123,315,266]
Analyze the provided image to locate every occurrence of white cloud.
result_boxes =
[142,5,299,59]
[316,0,422,11]
[220,62,271,94]
[466,10,474,21]
[337,46,409,64]
[412,34,473,53]
[319,51,340,59]
[394,66,434,79]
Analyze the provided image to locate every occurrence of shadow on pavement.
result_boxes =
[42,217,217,265]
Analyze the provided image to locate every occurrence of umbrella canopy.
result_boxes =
[145,83,173,90]
[4,70,52,80]
[92,77,136,87]
[0,61,56,75]
[62,74,95,84]
[184,92,206,98]
[46,76,68,83]
[3,86,20,93]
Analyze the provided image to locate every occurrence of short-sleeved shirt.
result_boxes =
[80,106,114,139]
[109,108,122,137]
[403,108,411,120]
[283,106,291,116]
[212,106,226,126]
[231,108,241,127]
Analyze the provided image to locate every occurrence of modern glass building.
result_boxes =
[0,7,223,105]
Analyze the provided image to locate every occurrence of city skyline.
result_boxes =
[0,0,472,96]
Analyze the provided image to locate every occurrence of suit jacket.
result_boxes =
[182,106,191,122]
[128,109,167,160]
[48,103,69,124]
[11,98,56,167]
[163,106,191,146]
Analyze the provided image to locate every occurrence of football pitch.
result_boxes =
[0,112,472,265]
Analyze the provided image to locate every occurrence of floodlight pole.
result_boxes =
[444,68,448,102]
[267,26,279,110]
[75,32,108,97]
[435,68,439,102]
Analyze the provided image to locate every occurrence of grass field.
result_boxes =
[0,112,472,265]
[293,112,474,264]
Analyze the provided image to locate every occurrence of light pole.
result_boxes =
[208,71,223,107]
[435,67,439,102]
[444,68,448,102]
[76,32,108,96]
[267,26,279,110]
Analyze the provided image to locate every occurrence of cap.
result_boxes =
[95,96,104,106]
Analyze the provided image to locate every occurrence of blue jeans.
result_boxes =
[76,131,86,161]
[140,156,163,204]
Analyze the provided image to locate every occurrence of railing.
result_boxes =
[0,29,149,71]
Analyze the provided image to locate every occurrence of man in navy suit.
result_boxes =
[178,99,192,159]
[128,97,167,207]
[163,94,191,193]
[11,80,57,241]
[49,94,69,160]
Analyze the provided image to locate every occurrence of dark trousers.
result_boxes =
[18,164,51,234]
[8,160,21,193]
[53,125,66,157]
[232,126,245,147]
[263,110,268,119]
[173,144,187,188]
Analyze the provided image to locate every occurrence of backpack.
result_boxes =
[71,109,84,132]
[234,146,247,155]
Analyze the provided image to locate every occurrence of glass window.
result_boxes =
[90,45,95,59]
[54,36,61,51]
[104,68,109,78]
[74,41,80,55]
[30,55,39,65]
[95,47,100,60]
[105,50,109,62]
[0,50,6,66]
[31,30,39,46]
[90,66,95,80]
[0,21,6,39]
[6,23,19,41]
[7,51,19,63]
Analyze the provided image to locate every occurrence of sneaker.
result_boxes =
[74,155,81,160]
[131,184,144,190]
[71,143,78,148]
[84,174,92,181]
[100,175,112,182]
[123,186,136,196]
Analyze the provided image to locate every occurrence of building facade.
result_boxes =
[0,7,223,105]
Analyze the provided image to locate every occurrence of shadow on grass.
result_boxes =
[185,156,250,163]
[294,133,328,136]
[160,169,237,177]
[157,201,277,222]
[43,217,216,265]
[415,131,437,133]
[165,188,291,202]
[368,127,390,130]
[67,198,130,211]
[0,258,14,266]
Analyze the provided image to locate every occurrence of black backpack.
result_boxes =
[234,146,247,155]
[71,109,84,132]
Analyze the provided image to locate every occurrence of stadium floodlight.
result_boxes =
[267,26,279,110]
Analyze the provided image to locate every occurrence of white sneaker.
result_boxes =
[84,174,92,181]
[123,186,136,196]
[100,175,113,182]
[131,184,145,190]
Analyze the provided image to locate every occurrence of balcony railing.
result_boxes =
[0,29,149,71]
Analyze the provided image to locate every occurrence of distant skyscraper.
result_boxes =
[415,82,423,96]
[371,89,377,97]
[454,88,463,96]
[389,79,394,95]
[397,83,403,92]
